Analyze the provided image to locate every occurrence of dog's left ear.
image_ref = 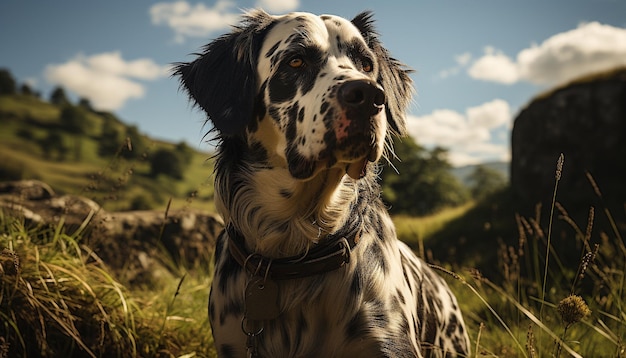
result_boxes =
[174,10,275,137]
[352,11,413,136]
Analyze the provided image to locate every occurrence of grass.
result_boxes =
[0,131,215,213]
[394,202,476,257]
[2,163,624,357]
[0,211,216,358]
[427,156,626,357]
[0,95,60,123]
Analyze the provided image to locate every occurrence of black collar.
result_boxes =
[227,224,360,280]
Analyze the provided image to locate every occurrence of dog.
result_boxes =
[176,9,471,357]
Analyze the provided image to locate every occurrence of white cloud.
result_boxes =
[44,52,169,110]
[256,0,299,13]
[150,0,241,43]
[466,98,511,129]
[518,22,626,85]
[455,52,472,66]
[468,22,626,86]
[438,52,472,79]
[84,52,169,80]
[468,46,520,84]
[406,99,512,166]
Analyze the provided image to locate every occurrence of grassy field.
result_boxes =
[2,174,624,357]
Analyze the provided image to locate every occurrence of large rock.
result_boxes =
[511,68,626,218]
[0,180,223,284]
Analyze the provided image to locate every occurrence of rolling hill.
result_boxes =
[0,92,216,212]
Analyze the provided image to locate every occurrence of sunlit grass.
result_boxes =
[436,158,626,357]
[0,211,216,358]
[0,95,60,123]
[393,202,475,249]
[0,137,215,213]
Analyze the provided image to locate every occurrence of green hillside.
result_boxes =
[0,93,215,212]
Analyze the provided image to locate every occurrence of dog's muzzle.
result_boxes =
[337,80,385,179]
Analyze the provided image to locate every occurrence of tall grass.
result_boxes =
[442,154,626,357]
[0,211,215,357]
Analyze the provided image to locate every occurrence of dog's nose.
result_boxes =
[338,80,385,116]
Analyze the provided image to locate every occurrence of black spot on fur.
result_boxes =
[269,69,299,103]
[297,106,305,122]
[320,100,329,114]
[265,41,281,58]
[285,104,299,143]
[446,314,459,336]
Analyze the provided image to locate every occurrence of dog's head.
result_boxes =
[176,10,412,180]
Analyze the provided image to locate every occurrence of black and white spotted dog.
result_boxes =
[176,9,470,358]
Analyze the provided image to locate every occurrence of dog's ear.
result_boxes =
[352,11,413,136]
[174,10,275,137]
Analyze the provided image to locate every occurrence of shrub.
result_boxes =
[149,149,185,180]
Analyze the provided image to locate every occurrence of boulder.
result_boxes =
[0,180,223,284]
[511,68,626,219]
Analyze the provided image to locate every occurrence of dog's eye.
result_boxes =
[362,59,373,73]
[289,57,304,69]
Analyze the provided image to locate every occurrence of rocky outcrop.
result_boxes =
[511,68,626,218]
[0,180,223,284]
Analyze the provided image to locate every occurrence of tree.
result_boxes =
[59,106,87,134]
[78,97,94,112]
[379,137,469,216]
[149,149,185,180]
[50,86,70,106]
[59,105,87,161]
[467,165,507,200]
[20,83,33,96]
[175,141,194,166]
[120,125,147,160]
[98,116,123,157]
[39,130,68,161]
[0,68,16,95]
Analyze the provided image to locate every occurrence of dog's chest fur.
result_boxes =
[209,174,433,357]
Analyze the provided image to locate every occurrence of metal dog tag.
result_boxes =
[244,276,280,321]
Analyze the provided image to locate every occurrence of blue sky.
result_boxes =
[2,0,626,166]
